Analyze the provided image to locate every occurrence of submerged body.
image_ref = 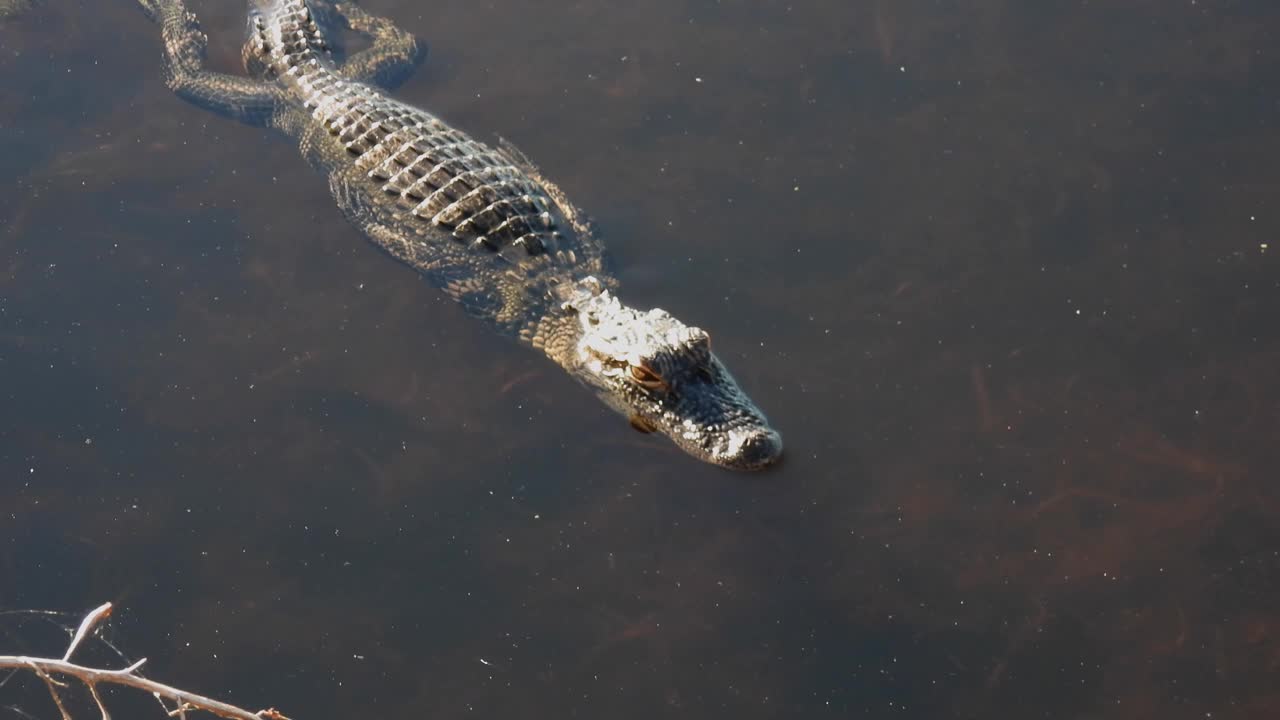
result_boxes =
[136,0,781,469]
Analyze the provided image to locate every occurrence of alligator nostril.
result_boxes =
[722,429,783,470]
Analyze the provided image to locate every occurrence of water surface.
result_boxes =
[2,1,1279,717]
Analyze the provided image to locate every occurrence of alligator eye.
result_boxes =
[629,364,666,389]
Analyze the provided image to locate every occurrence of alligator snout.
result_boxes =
[714,427,784,470]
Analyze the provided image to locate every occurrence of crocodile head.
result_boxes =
[550,279,782,470]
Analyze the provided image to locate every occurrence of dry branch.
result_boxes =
[0,603,291,720]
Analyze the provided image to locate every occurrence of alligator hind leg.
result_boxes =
[314,1,426,89]
[136,0,279,126]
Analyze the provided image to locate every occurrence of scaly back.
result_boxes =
[243,0,606,331]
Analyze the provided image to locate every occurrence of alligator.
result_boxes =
[134,0,782,469]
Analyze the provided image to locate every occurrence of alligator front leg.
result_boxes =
[137,0,279,126]
[315,1,426,89]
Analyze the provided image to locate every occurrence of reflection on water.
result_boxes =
[3,1,1279,717]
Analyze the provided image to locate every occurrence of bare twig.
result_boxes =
[62,604,113,663]
[4,702,45,720]
[28,663,71,720]
[86,682,109,720]
[0,604,292,720]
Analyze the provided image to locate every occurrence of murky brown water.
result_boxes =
[3,1,1279,718]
